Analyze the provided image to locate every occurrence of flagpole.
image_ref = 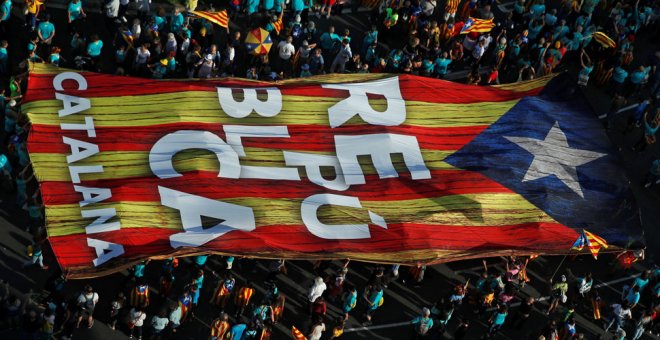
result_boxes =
[549,251,570,282]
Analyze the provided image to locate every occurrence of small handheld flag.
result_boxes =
[592,32,616,49]
[460,17,496,34]
[584,230,608,259]
[190,10,229,29]
[292,326,307,340]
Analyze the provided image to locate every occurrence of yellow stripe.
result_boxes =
[45,193,557,237]
[24,92,519,128]
[29,148,456,181]
[492,74,553,92]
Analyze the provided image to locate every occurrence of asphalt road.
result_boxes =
[0,1,659,340]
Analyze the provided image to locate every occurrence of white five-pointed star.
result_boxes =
[504,121,606,198]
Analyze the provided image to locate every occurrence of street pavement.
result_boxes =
[0,1,659,340]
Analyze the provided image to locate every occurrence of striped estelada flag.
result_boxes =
[190,10,229,29]
[571,229,608,259]
[592,31,616,49]
[584,230,609,259]
[460,17,496,34]
[291,326,307,340]
[361,0,380,9]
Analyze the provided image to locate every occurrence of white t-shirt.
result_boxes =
[152,316,169,330]
[278,41,295,60]
[309,323,326,340]
[135,49,150,64]
[308,282,327,302]
[131,309,147,327]
[77,292,99,310]
[169,306,182,325]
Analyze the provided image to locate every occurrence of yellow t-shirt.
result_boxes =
[28,0,43,14]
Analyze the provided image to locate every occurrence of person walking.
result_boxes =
[76,285,99,329]
[128,305,147,339]
[410,307,433,339]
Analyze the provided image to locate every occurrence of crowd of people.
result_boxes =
[0,0,659,338]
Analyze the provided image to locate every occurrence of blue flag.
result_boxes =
[446,82,644,249]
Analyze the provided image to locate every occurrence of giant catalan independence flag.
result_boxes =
[24,64,643,278]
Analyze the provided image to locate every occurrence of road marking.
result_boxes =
[344,273,640,333]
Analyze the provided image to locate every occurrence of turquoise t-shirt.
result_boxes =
[262,0,274,10]
[422,59,434,73]
[116,49,126,63]
[246,0,259,14]
[434,57,451,74]
[38,22,55,39]
[368,289,383,310]
[49,53,61,65]
[87,40,103,57]
[171,13,184,33]
[320,32,339,50]
[1,0,11,22]
[580,65,593,77]
[291,0,304,12]
[630,68,649,84]
[493,311,507,325]
[68,1,83,20]
[612,67,628,83]
[154,15,166,30]
[363,31,378,47]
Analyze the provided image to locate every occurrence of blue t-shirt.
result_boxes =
[87,40,103,57]
[230,324,247,340]
[38,22,55,40]
[544,13,557,26]
[434,58,451,74]
[633,277,649,291]
[68,1,83,20]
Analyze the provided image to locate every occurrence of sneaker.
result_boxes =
[645,182,652,188]
[42,265,49,270]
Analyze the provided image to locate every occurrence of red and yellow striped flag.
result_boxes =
[191,10,229,28]
[460,17,496,34]
[592,31,616,49]
[584,230,608,259]
[292,326,307,340]
[23,64,570,278]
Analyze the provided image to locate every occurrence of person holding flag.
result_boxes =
[234,282,255,318]
[210,312,231,340]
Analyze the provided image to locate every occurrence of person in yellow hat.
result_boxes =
[148,58,168,79]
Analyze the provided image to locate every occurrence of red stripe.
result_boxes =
[24,72,543,104]
[39,169,512,204]
[28,123,487,153]
[49,222,575,268]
